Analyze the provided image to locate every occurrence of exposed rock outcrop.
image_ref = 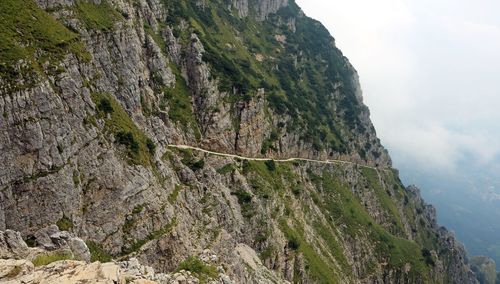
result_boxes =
[0,0,477,283]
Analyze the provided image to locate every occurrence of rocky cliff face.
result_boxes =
[0,0,477,283]
[471,256,497,284]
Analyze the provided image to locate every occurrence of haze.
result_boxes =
[295,0,500,263]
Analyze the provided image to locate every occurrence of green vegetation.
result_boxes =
[132,204,145,214]
[261,131,279,154]
[4,265,22,278]
[87,241,113,262]
[361,168,405,236]
[75,1,122,31]
[91,93,154,167]
[122,218,177,255]
[231,188,255,218]
[177,148,205,171]
[25,236,37,248]
[216,164,235,175]
[168,184,183,204]
[97,97,114,114]
[231,189,252,204]
[313,221,351,273]
[310,170,430,279]
[264,160,276,171]
[56,216,74,231]
[0,0,89,90]
[157,0,358,152]
[146,138,156,154]
[32,251,73,267]
[160,70,201,140]
[280,219,341,283]
[115,131,140,154]
[144,21,201,139]
[242,160,295,195]
[176,256,218,283]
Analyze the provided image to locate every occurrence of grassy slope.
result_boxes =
[235,160,433,282]
[0,0,89,90]
[90,93,155,167]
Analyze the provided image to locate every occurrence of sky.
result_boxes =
[294,0,500,260]
[293,0,500,186]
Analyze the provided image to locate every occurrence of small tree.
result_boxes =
[265,160,276,171]
[146,138,155,154]
[98,98,113,114]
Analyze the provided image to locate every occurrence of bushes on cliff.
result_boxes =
[91,93,155,167]
[176,256,218,283]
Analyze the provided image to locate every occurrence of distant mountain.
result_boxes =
[399,157,500,266]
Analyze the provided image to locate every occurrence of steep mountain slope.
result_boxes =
[0,0,477,283]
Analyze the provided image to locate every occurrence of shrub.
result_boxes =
[115,131,139,153]
[87,241,112,262]
[56,216,74,231]
[146,138,156,154]
[90,93,154,167]
[177,256,218,283]
[287,236,300,250]
[231,190,252,204]
[188,159,205,171]
[98,98,113,113]
[32,251,73,267]
[421,248,435,267]
[265,160,276,171]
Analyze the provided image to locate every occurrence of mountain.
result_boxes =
[399,157,500,266]
[471,256,497,284]
[0,0,478,282]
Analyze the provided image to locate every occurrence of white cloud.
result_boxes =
[296,0,500,175]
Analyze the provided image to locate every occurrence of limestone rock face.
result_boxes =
[0,234,250,284]
[231,0,288,20]
[0,230,29,259]
[0,0,477,283]
[0,259,34,281]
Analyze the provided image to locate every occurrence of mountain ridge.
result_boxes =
[0,0,478,282]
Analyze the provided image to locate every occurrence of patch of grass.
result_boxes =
[216,164,234,175]
[312,171,430,279]
[162,70,201,140]
[75,1,122,31]
[0,0,88,90]
[260,245,275,260]
[115,131,140,154]
[177,148,205,171]
[313,221,351,273]
[32,251,73,267]
[279,219,340,283]
[176,256,218,283]
[97,97,114,114]
[168,184,183,204]
[91,93,154,167]
[122,218,177,255]
[264,160,276,171]
[56,216,74,231]
[132,204,145,214]
[4,266,22,278]
[231,190,252,204]
[87,241,112,262]
[361,168,405,235]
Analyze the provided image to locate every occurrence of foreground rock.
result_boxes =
[0,259,201,284]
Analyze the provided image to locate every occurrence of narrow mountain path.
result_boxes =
[167,144,389,171]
